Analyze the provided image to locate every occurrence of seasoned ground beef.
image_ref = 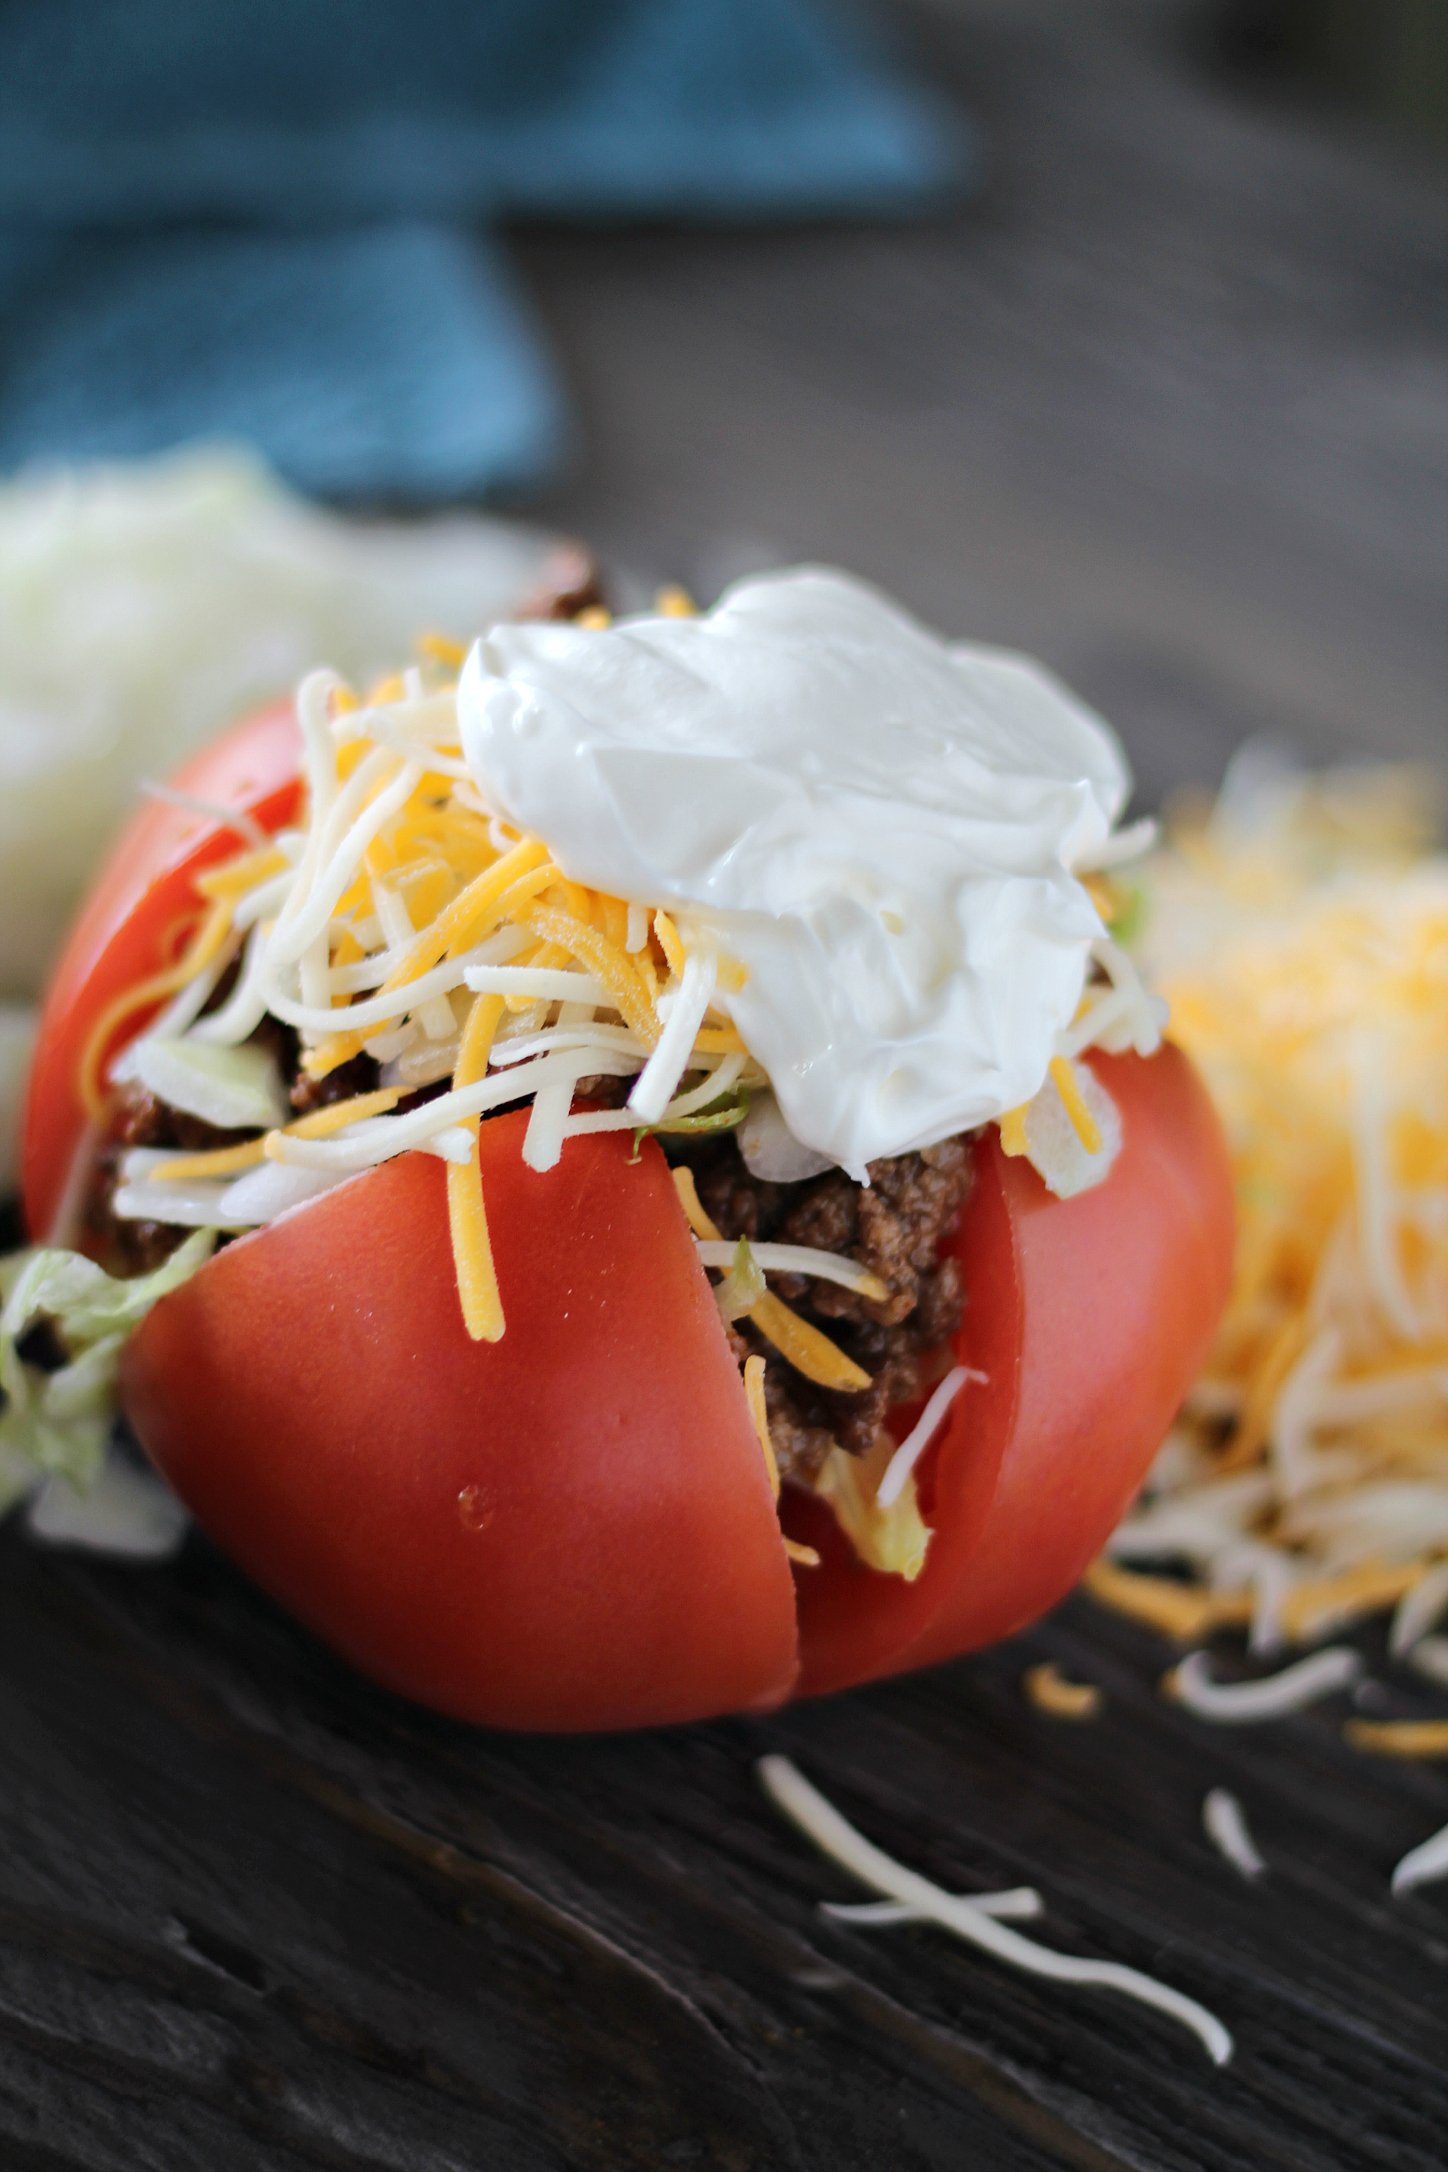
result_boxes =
[674,1132,972,1483]
[288,1051,381,1115]
[83,1082,234,1278]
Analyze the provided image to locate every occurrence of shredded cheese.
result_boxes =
[1165,1646,1362,1722]
[1024,1662,1103,1720]
[1097,766,1448,1669]
[1343,1718,1448,1760]
[757,1755,1233,2065]
[1202,1789,1266,1880]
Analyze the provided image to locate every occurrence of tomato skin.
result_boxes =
[784,1044,1235,1696]
[120,1117,801,1731]
[22,702,303,1241]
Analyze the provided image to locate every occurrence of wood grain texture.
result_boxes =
[3,3,1446,2166]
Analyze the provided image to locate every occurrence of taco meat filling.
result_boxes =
[84,1036,971,1487]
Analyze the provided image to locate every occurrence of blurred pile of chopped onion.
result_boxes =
[1096,751,1448,1665]
[0,448,554,1188]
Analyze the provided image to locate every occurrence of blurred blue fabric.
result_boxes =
[0,0,964,499]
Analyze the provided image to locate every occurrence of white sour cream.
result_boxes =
[458,568,1131,1176]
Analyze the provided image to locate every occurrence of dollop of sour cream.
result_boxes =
[458,568,1131,1176]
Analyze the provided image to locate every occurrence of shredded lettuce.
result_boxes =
[713,1235,767,1325]
[647,1086,751,1137]
[0,1232,213,1499]
[814,1436,933,1582]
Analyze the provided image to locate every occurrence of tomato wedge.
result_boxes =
[784,1044,1234,1696]
[121,1120,801,1731]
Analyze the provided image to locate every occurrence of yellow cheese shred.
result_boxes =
[742,1353,780,1499]
[1049,1055,1102,1155]
[1344,1719,1448,1761]
[1083,1560,1255,1642]
[672,1167,871,1394]
[446,992,506,1342]
[1024,1661,1103,1719]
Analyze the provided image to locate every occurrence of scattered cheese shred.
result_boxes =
[1202,1789,1266,1881]
[1024,1662,1103,1720]
[1391,1817,1448,1896]
[1343,1718,1448,1761]
[757,1755,1233,2065]
[1164,1647,1362,1722]
[1100,764,1448,1656]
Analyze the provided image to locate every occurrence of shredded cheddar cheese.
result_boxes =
[1024,1662,1103,1719]
[1094,765,1448,1703]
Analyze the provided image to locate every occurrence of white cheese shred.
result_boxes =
[876,1366,980,1511]
[757,1755,1233,2066]
[1201,1789,1266,1881]
[1168,1647,1363,1722]
[1391,1818,1448,1899]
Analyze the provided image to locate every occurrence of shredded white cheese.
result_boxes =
[757,1755,1233,2065]
[1201,1789,1266,1881]
[1168,1647,1363,1723]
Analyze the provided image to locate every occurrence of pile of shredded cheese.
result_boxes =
[1093,758,1448,1677]
[82,609,1160,1572]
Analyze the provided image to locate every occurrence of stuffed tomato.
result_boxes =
[13,567,1234,1730]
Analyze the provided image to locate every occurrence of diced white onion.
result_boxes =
[738,1091,836,1183]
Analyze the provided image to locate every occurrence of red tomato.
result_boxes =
[24,707,1236,1730]
[22,702,302,1241]
[121,1121,801,1731]
[782,1043,1234,1697]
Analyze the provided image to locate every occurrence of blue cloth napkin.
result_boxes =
[0,0,964,499]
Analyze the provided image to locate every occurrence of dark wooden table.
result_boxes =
[4,5,1446,2167]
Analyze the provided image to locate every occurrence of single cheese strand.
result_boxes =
[194,844,290,902]
[1024,1662,1103,1720]
[1391,1817,1448,1896]
[1201,1789,1266,1881]
[757,1756,1233,2065]
[1164,1646,1362,1721]
[1049,1055,1103,1155]
[1344,1719,1448,1760]
[743,1354,780,1499]
[998,1104,1029,1158]
[447,993,506,1342]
